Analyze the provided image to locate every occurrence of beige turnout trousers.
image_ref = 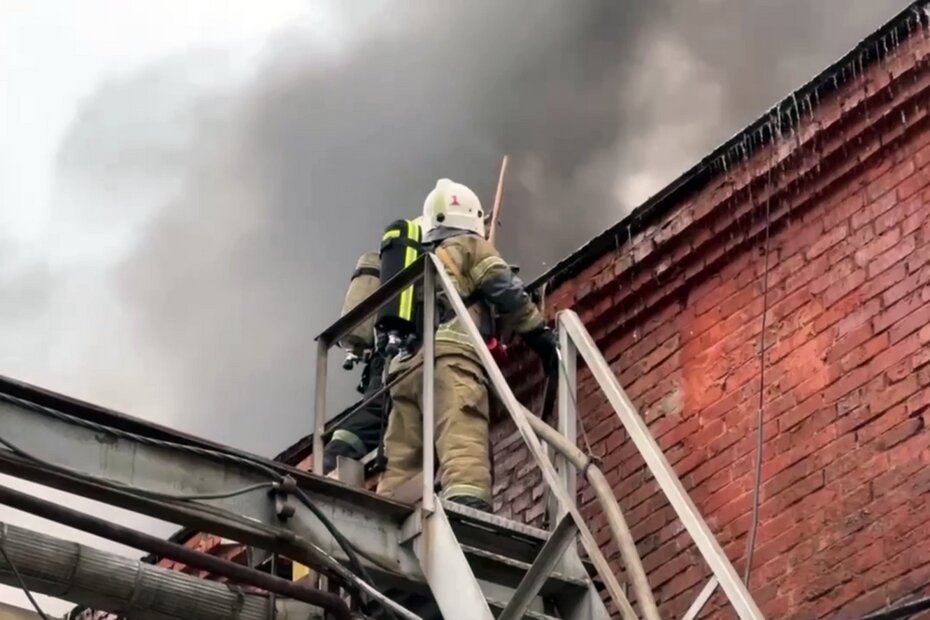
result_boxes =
[376,347,491,504]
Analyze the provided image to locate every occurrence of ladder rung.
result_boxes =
[486,597,561,620]
[442,500,550,541]
[442,500,553,564]
[460,544,587,592]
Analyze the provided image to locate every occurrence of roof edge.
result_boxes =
[530,1,930,293]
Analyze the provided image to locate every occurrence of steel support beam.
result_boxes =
[312,340,328,476]
[0,394,424,590]
[559,309,765,620]
[407,502,494,620]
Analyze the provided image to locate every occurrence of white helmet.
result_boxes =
[422,178,484,237]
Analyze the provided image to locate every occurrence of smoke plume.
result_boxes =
[45,0,906,454]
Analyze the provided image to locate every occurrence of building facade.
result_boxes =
[492,4,930,617]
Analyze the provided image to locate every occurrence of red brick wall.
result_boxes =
[494,18,930,619]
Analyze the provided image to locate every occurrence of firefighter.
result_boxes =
[376,179,558,512]
[323,217,425,473]
[324,251,386,473]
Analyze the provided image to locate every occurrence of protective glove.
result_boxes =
[522,326,559,375]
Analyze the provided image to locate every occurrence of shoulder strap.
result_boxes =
[433,245,485,311]
[434,245,465,282]
[352,266,381,279]
[381,237,422,253]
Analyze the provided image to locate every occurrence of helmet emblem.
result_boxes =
[450,195,460,206]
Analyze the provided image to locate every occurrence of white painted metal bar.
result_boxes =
[556,335,578,523]
[559,309,764,620]
[429,254,638,620]
[312,342,328,476]
[498,514,577,620]
[682,577,718,620]
[411,503,494,620]
[421,261,437,514]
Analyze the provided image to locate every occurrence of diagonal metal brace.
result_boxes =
[683,577,719,620]
[498,514,577,620]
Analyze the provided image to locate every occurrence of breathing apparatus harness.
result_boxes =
[359,217,519,402]
[371,219,424,359]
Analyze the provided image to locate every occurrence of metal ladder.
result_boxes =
[386,499,607,620]
[0,249,765,618]
[315,253,766,620]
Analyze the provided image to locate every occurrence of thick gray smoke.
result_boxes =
[47,0,906,455]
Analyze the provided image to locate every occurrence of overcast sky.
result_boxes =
[0,0,909,614]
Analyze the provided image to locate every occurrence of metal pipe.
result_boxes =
[0,520,272,620]
[0,483,352,620]
[522,410,661,620]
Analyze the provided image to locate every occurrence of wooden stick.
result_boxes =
[488,154,509,246]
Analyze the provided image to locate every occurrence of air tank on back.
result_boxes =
[375,219,423,357]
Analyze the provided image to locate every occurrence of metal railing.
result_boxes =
[556,311,764,620]
[314,253,765,620]
[314,254,635,616]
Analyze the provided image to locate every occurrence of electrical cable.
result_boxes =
[286,535,416,620]
[344,541,407,577]
[743,142,775,585]
[0,541,52,620]
[0,435,305,562]
[148,482,276,501]
[290,489,400,620]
